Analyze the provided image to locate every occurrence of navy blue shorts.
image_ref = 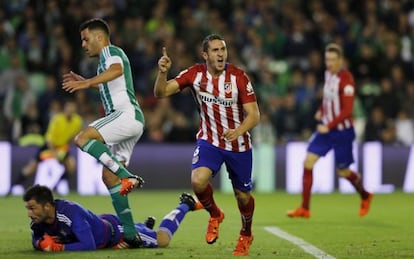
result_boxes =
[191,139,253,192]
[307,127,355,169]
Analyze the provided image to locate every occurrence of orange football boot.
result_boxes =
[205,210,225,244]
[287,207,311,218]
[359,193,374,217]
[232,235,254,256]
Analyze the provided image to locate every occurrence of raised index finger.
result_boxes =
[162,47,168,57]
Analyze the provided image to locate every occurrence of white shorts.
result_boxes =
[90,110,143,166]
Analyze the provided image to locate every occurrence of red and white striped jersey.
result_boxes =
[320,68,355,130]
[175,63,257,152]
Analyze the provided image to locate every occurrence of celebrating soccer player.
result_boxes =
[62,18,145,247]
[287,43,373,219]
[23,185,201,251]
[154,34,260,256]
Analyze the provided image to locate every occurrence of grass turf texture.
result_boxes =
[1,191,413,258]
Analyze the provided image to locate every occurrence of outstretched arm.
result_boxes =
[154,47,180,98]
[62,63,123,93]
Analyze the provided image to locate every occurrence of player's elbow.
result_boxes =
[153,88,165,98]
[154,87,174,98]
[252,110,261,127]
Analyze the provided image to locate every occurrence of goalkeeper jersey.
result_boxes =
[45,113,82,147]
[30,199,122,251]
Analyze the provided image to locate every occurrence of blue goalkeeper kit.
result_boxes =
[30,199,191,250]
[30,199,122,250]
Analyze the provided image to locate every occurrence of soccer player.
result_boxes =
[154,34,260,256]
[62,18,145,247]
[9,98,82,193]
[287,43,373,218]
[23,185,201,251]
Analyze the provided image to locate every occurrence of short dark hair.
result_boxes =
[63,96,76,105]
[23,185,55,206]
[325,43,343,57]
[202,34,224,52]
[79,18,110,35]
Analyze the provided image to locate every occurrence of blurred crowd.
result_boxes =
[1,0,414,146]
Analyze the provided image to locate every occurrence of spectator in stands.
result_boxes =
[3,72,36,142]
[352,42,380,81]
[37,74,63,133]
[372,78,400,119]
[20,102,42,142]
[0,0,414,144]
[271,91,305,143]
[256,69,280,105]
[0,36,25,72]
[364,106,396,144]
[402,81,414,119]
[395,109,414,146]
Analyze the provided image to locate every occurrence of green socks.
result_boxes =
[81,139,133,179]
[82,139,138,238]
[109,184,137,239]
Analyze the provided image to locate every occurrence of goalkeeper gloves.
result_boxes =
[38,234,64,252]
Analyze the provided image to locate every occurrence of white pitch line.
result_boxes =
[265,226,336,259]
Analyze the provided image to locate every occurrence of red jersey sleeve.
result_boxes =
[236,71,257,104]
[327,70,355,129]
[175,64,204,91]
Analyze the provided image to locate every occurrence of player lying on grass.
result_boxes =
[23,185,202,251]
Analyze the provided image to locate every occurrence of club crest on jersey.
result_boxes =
[224,82,232,94]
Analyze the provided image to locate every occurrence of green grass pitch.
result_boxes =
[1,191,413,258]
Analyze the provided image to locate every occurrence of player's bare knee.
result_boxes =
[75,127,103,148]
[191,182,206,193]
[157,230,170,248]
[303,159,314,169]
[191,168,211,192]
[337,168,350,178]
[304,153,319,169]
[74,132,87,147]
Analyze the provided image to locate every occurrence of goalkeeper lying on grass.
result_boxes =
[23,185,202,251]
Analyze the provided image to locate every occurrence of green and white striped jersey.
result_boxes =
[97,45,144,124]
